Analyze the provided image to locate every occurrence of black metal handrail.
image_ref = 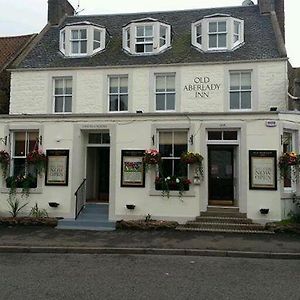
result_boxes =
[75,178,86,219]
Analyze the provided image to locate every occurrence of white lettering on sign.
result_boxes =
[265,120,277,128]
[183,76,221,98]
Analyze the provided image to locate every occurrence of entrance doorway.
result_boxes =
[86,147,110,203]
[208,146,234,206]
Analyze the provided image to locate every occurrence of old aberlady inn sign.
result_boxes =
[184,76,221,98]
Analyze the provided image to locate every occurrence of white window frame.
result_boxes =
[135,24,154,54]
[10,130,39,177]
[155,73,176,112]
[59,24,106,57]
[123,21,171,55]
[208,20,227,50]
[70,28,88,55]
[108,75,129,113]
[229,71,252,111]
[157,130,189,178]
[191,16,244,52]
[53,77,73,114]
[282,130,297,191]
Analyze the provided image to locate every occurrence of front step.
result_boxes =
[176,207,274,234]
[176,226,273,234]
[57,204,115,231]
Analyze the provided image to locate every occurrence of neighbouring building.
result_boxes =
[0,0,299,227]
[0,34,36,114]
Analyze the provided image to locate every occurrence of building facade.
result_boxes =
[0,0,299,224]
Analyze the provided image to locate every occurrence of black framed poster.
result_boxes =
[249,150,277,190]
[45,150,69,186]
[121,150,145,187]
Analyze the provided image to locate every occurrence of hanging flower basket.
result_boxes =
[180,152,204,178]
[0,150,10,177]
[26,149,47,175]
[143,149,161,166]
[278,152,300,181]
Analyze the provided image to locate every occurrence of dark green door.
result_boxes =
[208,146,234,203]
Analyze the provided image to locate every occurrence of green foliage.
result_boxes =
[7,196,29,218]
[29,203,48,218]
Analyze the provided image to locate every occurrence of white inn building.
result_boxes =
[0,0,299,228]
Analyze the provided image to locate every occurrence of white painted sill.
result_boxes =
[1,187,43,194]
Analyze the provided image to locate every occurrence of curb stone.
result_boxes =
[0,246,299,260]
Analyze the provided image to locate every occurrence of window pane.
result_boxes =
[218,21,226,32]
[71,30,78,39]
[13,158,26,176]
[109,95,118,111]
[230,92,240,109]
[233,34,239,43]
[196,24,202,36]
[145,44,153,52]
[208,131,222,140]
[209,22,217,33]
[120,77,128,93]
[234,21,240,34]
[223,131,238,140]
[174,132,187,157]
[80,29,87,39]
[174,160,187,177]
[65,79,72,94]
[65,96,72,112]
[156,94,165,111]
[28,132,39,152]
[136,26,144,36]
[283,132,293,153]
[241,91,251,109]
[102,133,110,144]
[230,73,240,90]
[145,26,153,36]
[89,133,102,144]
[93,41,100,50]
[166,94,175,110]
[109,78,119,93]
[94,29,101,41]
[120,95,128,111]
[209,34,217,48]
[55,79,63,95]
[55,96,64,112]
[156,76,165,92]
[166,76,175,91]
[160,159,173,178]
[72,41,79,53]
[159,132,172,157]
[136,44,144,53]
[14,132,26,156]
[218,34,226,47]
[80,41,87,53]
[241,73,251,90]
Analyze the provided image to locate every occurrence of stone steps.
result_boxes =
[57,204,115,231]
[176,207,274,234]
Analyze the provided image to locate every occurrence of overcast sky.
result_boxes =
[0,0,299,67]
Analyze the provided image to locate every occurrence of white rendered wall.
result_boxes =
[10,60,287,115]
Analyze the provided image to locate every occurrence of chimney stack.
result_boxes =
[48,0,75,25]
[258,0,285,41]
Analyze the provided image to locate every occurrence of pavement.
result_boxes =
[0,226,299,259]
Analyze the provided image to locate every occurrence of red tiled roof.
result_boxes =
[0,34,36,70]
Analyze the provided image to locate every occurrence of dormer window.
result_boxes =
[123,19,171,55]
[60,22,106,57]
[192,14,244,52]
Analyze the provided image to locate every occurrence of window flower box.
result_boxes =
[155,176,191,198]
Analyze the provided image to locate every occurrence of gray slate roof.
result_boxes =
[17,5,283,69]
